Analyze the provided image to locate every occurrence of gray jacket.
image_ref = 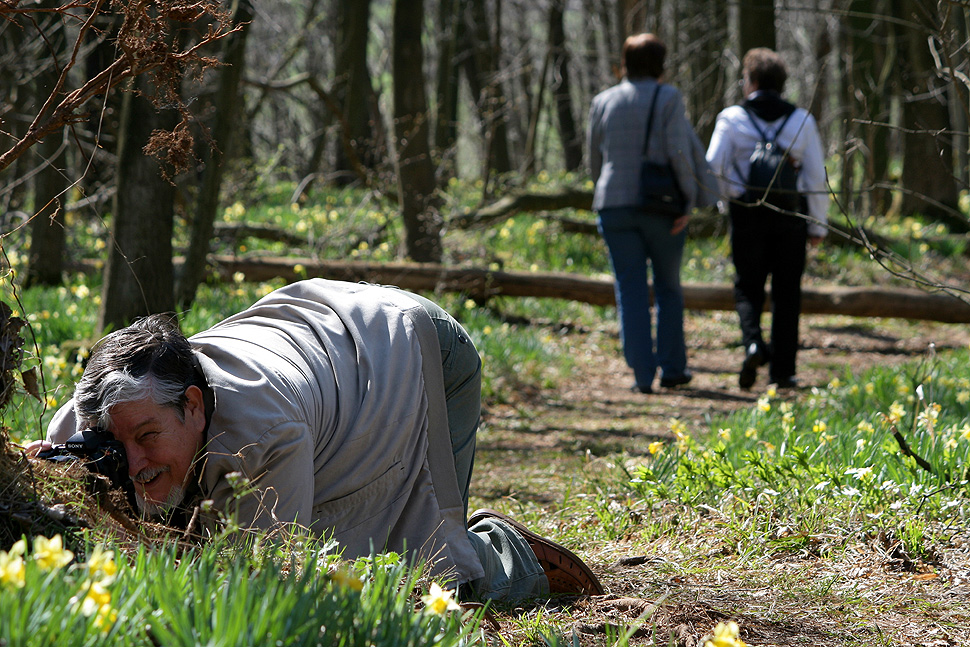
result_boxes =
[48,279,483,584]
[588,78,718,213]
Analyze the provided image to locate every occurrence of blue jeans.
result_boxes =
[598,207,688,389]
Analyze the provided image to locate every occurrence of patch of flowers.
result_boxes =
[0,534,121,636]
[0,536,475,647]
[627,349,970,549]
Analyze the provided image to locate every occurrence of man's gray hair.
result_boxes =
[83,370,189,428]
[74,313,201,428]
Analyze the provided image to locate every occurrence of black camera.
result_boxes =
[39,427,136,508]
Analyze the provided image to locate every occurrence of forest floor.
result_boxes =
[471,309,970,646]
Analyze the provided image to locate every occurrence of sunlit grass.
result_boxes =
[3,175,970,643]
[616,347,970,561]
[0,535,480,647]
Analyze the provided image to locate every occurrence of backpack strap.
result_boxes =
[741,104,793,144]
[731,106,799,204]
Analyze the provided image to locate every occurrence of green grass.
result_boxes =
[0,536,480,647]
[3,175,970,644]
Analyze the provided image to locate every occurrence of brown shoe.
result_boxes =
[468,508,604,596]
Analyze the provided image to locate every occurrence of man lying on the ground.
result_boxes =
[29,279,603,601]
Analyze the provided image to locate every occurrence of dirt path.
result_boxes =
[473,308,970,511]
[471,310,970,645]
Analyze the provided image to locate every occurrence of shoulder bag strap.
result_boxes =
[641,83,664,158]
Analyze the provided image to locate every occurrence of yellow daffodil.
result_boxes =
[93,605,118,632]
[85,545,118,585]
[33,535,74,571]
[72,580,117,632]
[329,567,363,591]
[0,539,27,588]
[757,396,771,413]
[670,419,688,440]
[74,580,112,617]
[421,582,461,615]
[648,441,664,455]
[704,620,747,647]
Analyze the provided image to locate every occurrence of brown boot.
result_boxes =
[468,508,604,596]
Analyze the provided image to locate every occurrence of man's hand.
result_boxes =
[22,439,52,457]
[670,215,689,236]
[809,235,824,247]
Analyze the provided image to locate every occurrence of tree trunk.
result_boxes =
[0,8,30,216]
[461,0,513,176]
[689,0,728,142]
[392,0,442,262]
[433,0,462,178]
[333,0,378,180]
[738,0,776,54]
[176,0,253,309]
[26,132,68,287]
[98,79,177,331]
[548,0,583,172]
[616,0,645,43]
[25,0,68,287]
[845,0,894,217]
[79,11,123,202]
[894,0,964,231]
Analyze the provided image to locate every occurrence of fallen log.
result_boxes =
[206,255,970,324]
[213,222,308,247]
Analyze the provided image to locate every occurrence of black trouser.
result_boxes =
[728,204,808,381]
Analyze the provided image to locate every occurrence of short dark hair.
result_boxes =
[622,33,666,79]
[742,47,787,93]
[74,313,198,427]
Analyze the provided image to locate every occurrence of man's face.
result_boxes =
[107,386,206,516]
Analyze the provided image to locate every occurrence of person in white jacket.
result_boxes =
[31,279,603,601]
[706,47,830,390]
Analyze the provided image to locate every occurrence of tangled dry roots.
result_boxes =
[0,440,80,553]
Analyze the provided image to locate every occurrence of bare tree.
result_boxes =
[549,0,583,172]
[177,0,254,309]
[0,1,236,174]
[893,0,963,230]
[333,0,380,181]
[24,0,69,287]
[393,0,443,262]
[738,0,777,54]
[98,74,179,331]
[434,0,463,178]
[461,0,513,177]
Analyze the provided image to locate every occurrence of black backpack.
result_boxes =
[738,107,801,212]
